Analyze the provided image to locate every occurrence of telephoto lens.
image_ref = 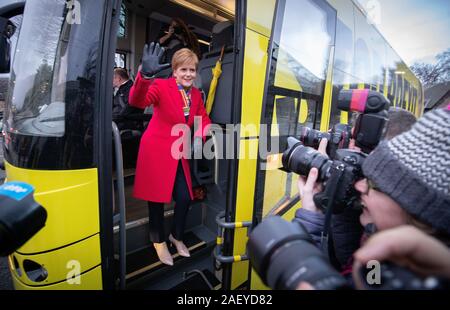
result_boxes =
[282,137,366,213]
[299,126,331,149]
[298,124,351,159]
[247,216,349,290]
[282,137,331,182]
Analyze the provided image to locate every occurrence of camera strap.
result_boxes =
[319,166,345,269]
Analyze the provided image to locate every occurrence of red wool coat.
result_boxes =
[129,73,211,203]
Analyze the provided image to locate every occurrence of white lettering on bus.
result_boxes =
[66,260,81,285]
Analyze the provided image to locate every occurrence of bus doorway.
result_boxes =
[109,0,239,289]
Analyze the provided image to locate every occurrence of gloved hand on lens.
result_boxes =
[141,42,170,78]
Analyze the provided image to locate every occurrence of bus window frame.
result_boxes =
[3,0,108,170]
[252,0,337,223]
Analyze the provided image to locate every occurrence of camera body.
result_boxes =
[173,25,183,35]
[282,137,366,213]
[338,89,389,153]
[299,89,389,156]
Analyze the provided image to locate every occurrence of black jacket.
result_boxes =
[113,80,144,131]
[293,207,363,270]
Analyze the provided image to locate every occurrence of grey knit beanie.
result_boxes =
[362,108,450,235]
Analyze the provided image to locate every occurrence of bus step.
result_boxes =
[170,269,221,290]
[117,231,208,282]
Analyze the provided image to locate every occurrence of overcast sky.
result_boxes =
[356,0,450,66]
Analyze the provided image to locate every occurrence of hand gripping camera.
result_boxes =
[282,137,366,213]
[282,135,366,267]
[298,89,389,157]
[298,123,352,159]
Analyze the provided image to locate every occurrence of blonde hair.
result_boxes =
[171,48,199,71]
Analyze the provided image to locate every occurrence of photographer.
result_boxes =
[158,18,201,64]
[294,107,418,270]
[294,153,364,272]
[295,108,450,284]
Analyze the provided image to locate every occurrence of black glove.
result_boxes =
[141,42,170,78]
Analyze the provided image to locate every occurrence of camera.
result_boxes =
[298,89,389,156]
[338,89,389,153]
[247,216,349,290]
[248,216,450,290]
[282,137,366,213]
[298,123,351,159]
[0,182,47,256]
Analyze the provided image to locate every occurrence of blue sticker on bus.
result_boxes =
[0,182,34,201]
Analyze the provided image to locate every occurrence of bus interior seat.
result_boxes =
[192,21,234,188]
[206,20,234,56]
[198,21,234,125]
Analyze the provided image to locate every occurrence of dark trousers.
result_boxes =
[148,161,191,243]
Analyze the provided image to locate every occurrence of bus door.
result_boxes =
[4,0,119,289]
[109,0,241,290]
[234,0,336,289]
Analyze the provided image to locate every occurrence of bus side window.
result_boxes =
[0,17,14,73]
[0,14,22,116]
[0,14,21,73]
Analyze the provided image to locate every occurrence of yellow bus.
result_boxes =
[1,0,423,290]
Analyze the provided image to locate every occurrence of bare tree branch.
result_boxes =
[411,48,450,88]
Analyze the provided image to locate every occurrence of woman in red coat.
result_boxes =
[129,44,211,265]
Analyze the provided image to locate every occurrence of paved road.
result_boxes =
[0,257,13,290]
